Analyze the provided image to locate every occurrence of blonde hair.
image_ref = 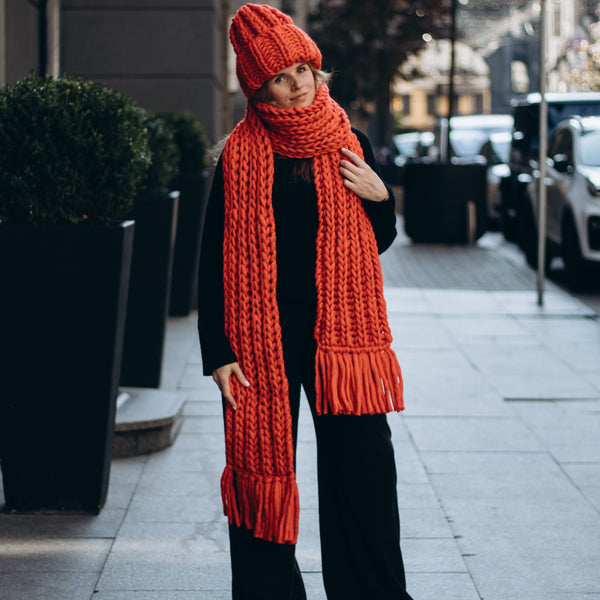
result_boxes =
[252,64,331,105]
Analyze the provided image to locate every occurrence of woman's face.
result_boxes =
[266,62,316,109]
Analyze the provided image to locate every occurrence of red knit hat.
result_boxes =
[230,3,322,98]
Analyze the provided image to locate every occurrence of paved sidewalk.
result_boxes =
[1,231,600,599]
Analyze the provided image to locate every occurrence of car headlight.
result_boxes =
[587,178,600,197]
[518,173,533,184]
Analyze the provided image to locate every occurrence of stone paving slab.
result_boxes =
[0,572,99,600]
[95,521,230,593]
[380,232,540,290]
[0,510,125,539]
[0,537,112,573]
[406,572,481,600]
[465,553,600,598]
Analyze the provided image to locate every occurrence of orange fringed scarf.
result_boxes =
[221,84,403,544]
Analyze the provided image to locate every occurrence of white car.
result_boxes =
[524,116,600,285]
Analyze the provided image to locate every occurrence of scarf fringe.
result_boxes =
[221,465,300,545]
[315,346,404,415]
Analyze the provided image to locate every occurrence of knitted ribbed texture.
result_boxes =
[221,85,404,545]
[230,4,322,98]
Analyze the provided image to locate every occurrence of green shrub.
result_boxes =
[138,113,180,196]
[156,110,209,176]
[0,74,150,225]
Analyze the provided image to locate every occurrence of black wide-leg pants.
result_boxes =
[228,304,413,600]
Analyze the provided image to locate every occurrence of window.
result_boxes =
[402,94,411,115]
[427,94,436,116]
[475,94,484,114]
[511,61,529,94]
[553,1,561,37]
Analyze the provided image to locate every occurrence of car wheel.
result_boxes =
[501,208,519,243]
[499,178,523,243]
[562,212,589,288]
[518,199,538,268]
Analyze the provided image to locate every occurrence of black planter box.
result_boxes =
[168,172,209,317]
[120,191,179,389]
[0,220,134,513]
[403,163,488,244]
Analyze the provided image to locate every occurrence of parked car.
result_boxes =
[392,131,435,166]
[483,130,512,228]
[382,131,435,186]
[521,116,600,285]
[437,114,513,164]
[499,92,600,243]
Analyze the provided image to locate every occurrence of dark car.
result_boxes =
[499,92,600,244]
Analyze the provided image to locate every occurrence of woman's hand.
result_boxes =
[340,148,390,203]
[212,362,250,410]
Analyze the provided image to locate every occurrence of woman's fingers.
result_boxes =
[220,373,237,410]
[212,362,250,411]
[340,149,365,181]
[341,147,366,167]
[232,363,251,387]
[339,148,389,202]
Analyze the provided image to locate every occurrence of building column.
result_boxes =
[0,0,6,86]
[47,0,60,77]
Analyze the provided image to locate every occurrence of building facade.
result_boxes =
[392,0,600,132]
[0,0,228,142]
[0,0,316,141]
[394,39,491,132]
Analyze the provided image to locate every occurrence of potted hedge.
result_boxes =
[0,74,150,513]
[119,113,180,389]
[157,111,210,317]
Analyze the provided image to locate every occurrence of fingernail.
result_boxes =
[244,380,250,387]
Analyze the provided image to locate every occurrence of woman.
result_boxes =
[198,4,413,599]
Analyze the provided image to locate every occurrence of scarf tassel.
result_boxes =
[221,465,300,545]
[315,347,404,415]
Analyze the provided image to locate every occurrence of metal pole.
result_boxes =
[445,0,457,164]
[537,0,548,306]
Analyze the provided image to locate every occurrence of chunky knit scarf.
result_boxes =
[221,84,403,544]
